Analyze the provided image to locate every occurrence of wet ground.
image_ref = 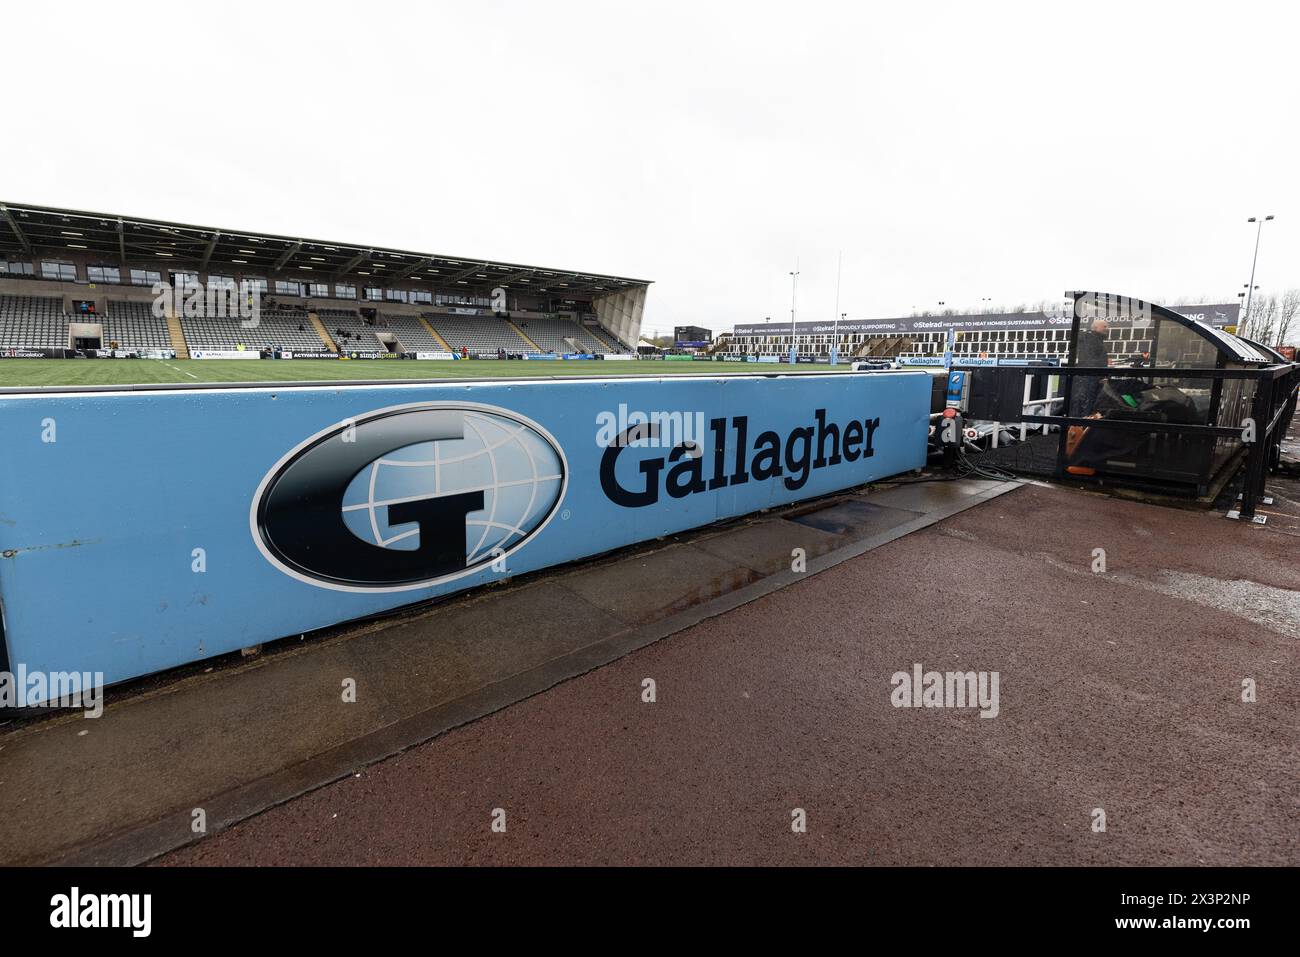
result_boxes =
[2,477,1011,865]
[159,482,1299,866]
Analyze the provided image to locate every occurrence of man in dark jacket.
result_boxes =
[1071,318,1110,416]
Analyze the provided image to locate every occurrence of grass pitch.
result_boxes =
[0,358,842,389]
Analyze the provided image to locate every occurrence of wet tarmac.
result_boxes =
[160,483,1299,866]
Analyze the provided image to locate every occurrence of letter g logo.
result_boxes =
[251,403,567,591]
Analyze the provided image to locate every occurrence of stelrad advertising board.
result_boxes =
[0,372,929,691]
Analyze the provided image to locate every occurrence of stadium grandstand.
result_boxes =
[723,303,1242,364]
[0,202,649,358]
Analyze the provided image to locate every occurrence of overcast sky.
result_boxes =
[4,0,1296,337]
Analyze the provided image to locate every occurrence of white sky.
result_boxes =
[3,0,1296,338]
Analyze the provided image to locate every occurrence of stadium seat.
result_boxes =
[182,306,331,352]
[102,300,172,350]
[378,313,447,353]
[425,314,539,355]
[0,295,69,348]
[316,308,386,350]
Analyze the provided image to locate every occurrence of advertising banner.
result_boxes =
[414,351,455,361]
[990,357,1060,367]
[731,303,1241,338]
[191,350,257,360]
[0,373,930,693]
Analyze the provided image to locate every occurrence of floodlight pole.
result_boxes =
[1242,215,1273,335]
[789,261,800,364]
[831,251,842,364]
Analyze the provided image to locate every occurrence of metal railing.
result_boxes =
[1012,363,1300,519]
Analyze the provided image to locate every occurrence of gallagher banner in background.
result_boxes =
[0,372,929,694]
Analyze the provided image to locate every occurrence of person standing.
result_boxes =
[1071,318,1110,416]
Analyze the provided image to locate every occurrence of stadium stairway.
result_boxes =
[307,312,339,351]
[165,314,190,359]
[418,316,454,352]
[587,326,617,352]
[855,335,911,358]
[508,320,543,352]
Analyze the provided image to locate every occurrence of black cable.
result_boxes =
[954,444,1021,482]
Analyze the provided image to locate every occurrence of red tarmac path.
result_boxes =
[162,484,1299,866]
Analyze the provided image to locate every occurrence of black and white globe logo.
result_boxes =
[251,403,567,592]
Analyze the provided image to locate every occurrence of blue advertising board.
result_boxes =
[0,372,929,693]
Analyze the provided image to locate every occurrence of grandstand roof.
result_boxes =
[0,202,651,297]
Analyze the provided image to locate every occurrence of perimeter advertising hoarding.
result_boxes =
[730,304,1241,338]
[0,373,929,693]
[0,348,61,359]
[283,350,341,360]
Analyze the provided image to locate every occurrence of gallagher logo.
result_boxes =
[251,403,567,592]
